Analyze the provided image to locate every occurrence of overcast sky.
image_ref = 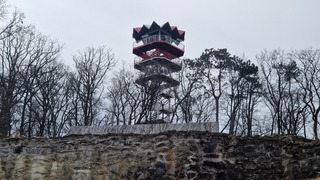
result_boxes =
[9,0,320,67]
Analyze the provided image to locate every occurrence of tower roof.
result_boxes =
[133,21,185,41]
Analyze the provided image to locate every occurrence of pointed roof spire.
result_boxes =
[133,22,185,41]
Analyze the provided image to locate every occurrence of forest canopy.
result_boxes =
[0,1,319,139]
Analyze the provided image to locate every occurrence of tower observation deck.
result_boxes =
[133,22,185,123]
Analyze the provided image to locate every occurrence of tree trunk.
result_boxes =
[314,113,319,140]
[0,108,10,137]
[215,98,219,123]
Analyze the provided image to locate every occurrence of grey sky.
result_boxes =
[9,0,320,66]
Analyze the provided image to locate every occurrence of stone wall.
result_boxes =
[0,131,320,179]
[67,122,219,135]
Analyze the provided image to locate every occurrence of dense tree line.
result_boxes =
[1,1,320,139]
[0,2,116,137]
[103,48,320,139]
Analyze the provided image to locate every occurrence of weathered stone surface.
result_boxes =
[0,132,320,179]
[67,122,219,135]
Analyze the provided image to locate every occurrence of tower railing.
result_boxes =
[134,56,183,68]
[135,68,177,78]
[138,49,177,60]
[133,34,185,51]
[135,71,180,88]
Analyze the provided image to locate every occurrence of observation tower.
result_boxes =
[133,22,185,123]
[67,23,218,135]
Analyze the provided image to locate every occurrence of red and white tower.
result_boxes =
[132,22,185,123]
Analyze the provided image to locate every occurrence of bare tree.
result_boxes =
[257,50,289,135]
[105,66,142,125]
[0,24,62,137]
[171,65,200,123]
[0,0,24,137]
[167,57,215,124]
[0,1,24,40]
[32,61,67,137]
[257,49,307,136]
[294,48,320,140]
[65,71,81,126]
[72,46,116,126]
[0,0,7,19]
